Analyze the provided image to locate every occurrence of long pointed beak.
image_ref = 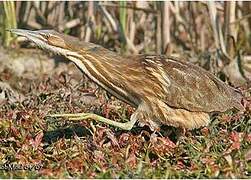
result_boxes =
[8,29,42,40]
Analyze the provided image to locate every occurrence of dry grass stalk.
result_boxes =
[99,5,118,32]
[84,1,94,42]
[162,1,171,54]
[224,1,237,59]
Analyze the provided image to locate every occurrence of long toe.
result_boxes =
[48,113,88,117]
[69,116,91,121]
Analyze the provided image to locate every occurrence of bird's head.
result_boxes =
[9,29,81,56]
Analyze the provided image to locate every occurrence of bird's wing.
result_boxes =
[142,55,243,112]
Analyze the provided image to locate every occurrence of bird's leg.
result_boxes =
[48,112,137,131]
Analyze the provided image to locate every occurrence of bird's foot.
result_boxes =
[47,112,136,131]
[48,112,97,121]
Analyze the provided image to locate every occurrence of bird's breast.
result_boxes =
[66,52,138,107]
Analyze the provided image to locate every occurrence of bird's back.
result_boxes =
[138,55,244,113]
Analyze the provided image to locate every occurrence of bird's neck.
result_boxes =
[66,46,136,106]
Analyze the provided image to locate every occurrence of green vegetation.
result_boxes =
[0,1,17,47]
[0,62,250,178]
[0,1,250,178]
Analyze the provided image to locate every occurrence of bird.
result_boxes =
[9,29,244,131]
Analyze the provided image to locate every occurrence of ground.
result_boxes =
[0,48,250,178]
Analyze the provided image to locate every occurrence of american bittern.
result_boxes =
[10,29,244,131]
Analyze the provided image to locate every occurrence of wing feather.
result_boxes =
[143,55,243,112]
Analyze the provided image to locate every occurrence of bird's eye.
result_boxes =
[40,33,50,39]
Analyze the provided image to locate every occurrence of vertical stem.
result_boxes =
[3,1,17,47]
[208,1,220,49]
[85,1,94,42]
[156,2,162,54]
[162,1,170,54]
[119,1,127,53]
[224,1,236,58]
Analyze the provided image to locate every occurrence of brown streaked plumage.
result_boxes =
[9,29,244,130]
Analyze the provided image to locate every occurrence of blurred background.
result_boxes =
[0,1,251,87]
